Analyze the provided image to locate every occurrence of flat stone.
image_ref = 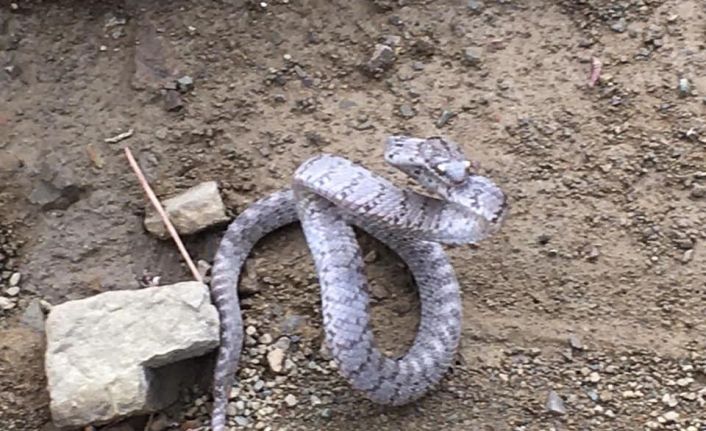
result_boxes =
[267,348,286,374]
[21,298,45,332]
[144,181,230,239]
[44,282,219,428]
[546,390,566,415]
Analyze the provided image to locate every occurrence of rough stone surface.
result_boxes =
[44,282,219,428]
[144,181,229,239]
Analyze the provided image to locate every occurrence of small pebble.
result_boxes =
[6,286,19,296]
[663,411,679,422]
[0,296,15,310]
[678,78,690,96]
[267,348,286,374]
[284,394,298,407]
[399,104,415,118]
[546,390,566,415]
[9,272,21,286]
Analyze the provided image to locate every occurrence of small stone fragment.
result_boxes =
[546,390,566,415]
[267,348,286,374]
[676,377,693,387]
[663,411,679,422]
[365,44,396,75]
[662,393,678,407]
[436,110,455,128]
[467,0,483,12]
[284,394,298,407]
[399,104,415,118]
[678,78,690,97]
[176,75,194,93]
[588,372,601,383]
[462,47,482,67]
[143,181,230,239]
[690,184,706,199]
[21,299,46,332]
[611,18,627,33]
[6,286,19,296]
[0,296,15,310]
[164,90,184,111]
[568,334,583,350]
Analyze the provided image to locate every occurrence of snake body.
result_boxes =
[208,136,508,430]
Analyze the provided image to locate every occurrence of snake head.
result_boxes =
[385,135,472,187]
[385,135,508,233]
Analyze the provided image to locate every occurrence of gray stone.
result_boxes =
[467,0,483,12]
[365,44,396,74]
[0,296,14,310]
[176,75,194,92]
[546,390,566,415]
[44,281,219,428]
[611,18,627,33]
[399,104,415,118]
[21,298,45,332]
[463,47,482,67]
[144,181,230,239]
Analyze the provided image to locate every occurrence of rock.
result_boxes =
[44,282,219,428]
[0,296,14,310]
[676,377,693,387]
[267,348,286,374]
[399,104,415,118]
[546,390,566,415]
[462,47,482,67]
[365,44,396,75]
[176,75,194,92]
[690,184,706,199]
[9,272,20,286]
[6,286,19,296]
[681,249,693,263]
[662,393,678,407]
[588,372,601,383]
[284,394,298,407]
[663,411,679,422]
[467,0,483,12]
[436,110,455,128]
[568,334,583,350]
[678,78,690,97]
[164,89,184,111]
[21,299,46,331]
[611,18,627,33]
[144,181,230,239]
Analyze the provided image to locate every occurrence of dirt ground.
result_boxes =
[1,0,705,430]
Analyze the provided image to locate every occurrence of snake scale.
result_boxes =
[208,136,508,430]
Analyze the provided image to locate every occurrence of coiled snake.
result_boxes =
[208,136,508,430]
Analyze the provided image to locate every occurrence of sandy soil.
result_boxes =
[1,0,705,430]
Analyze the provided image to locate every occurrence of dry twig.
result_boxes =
[124,146,204,284]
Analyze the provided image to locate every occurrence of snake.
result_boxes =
[208,135,508,430]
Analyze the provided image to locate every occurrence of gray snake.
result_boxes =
[208,136,508,430]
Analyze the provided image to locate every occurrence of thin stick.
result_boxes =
[124,146,204,284]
